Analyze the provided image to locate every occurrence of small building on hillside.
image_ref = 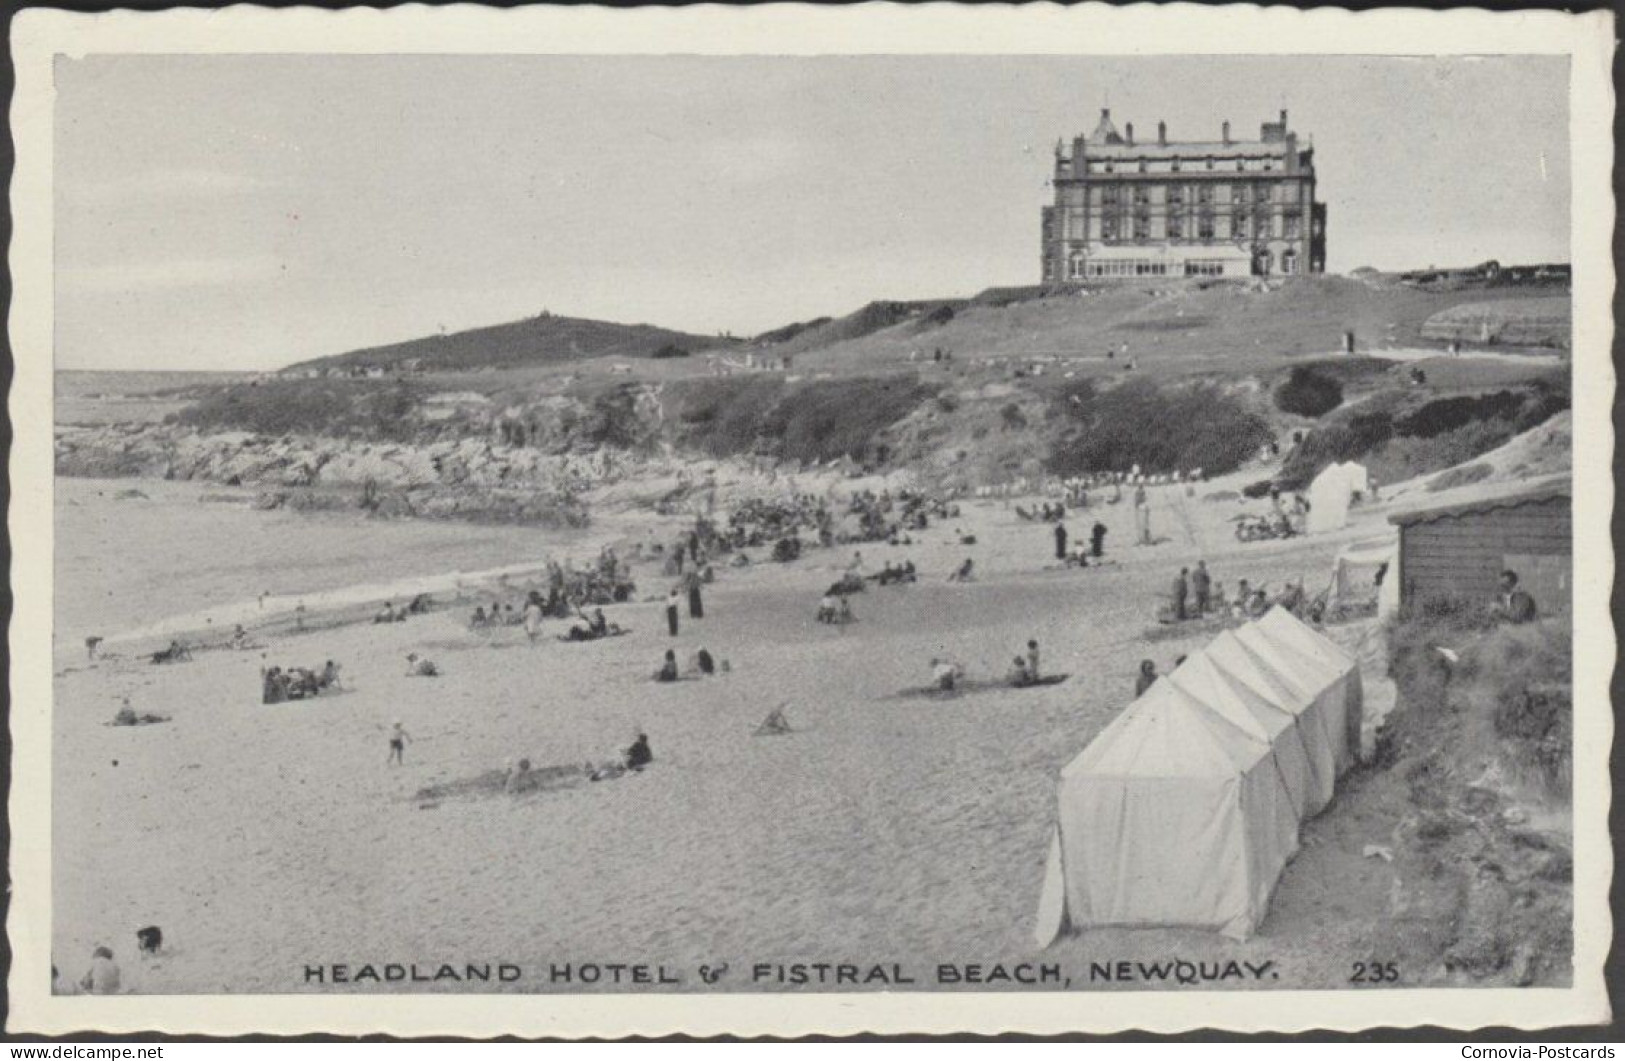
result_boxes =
[1388,479,1571,614]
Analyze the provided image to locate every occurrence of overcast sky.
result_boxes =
[55,54,1569,371]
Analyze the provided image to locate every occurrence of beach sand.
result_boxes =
[53,473,1420,994]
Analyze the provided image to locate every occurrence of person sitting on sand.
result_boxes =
[654,649,679,683]
[136,926,163,955]
[85,636,103,661]
[404,653,438,677]
[231,625,250,650]
[930,657,964,692]
[625,733,653,771]
[111,698,167,726]
[590,608,611,638]
[79,947,120,995]
[374,602,397,624]
[694,648,716,676]
[261,666,287,705]
[1245,588,1269,619]
[1231,580,1252,619]
[1135,659,1159,697]
[470,606,490,629]
[817,593,840,624]
[318,660,342,691]
[947,558,975,583]
[286,667,319,699]
[504,758,532,795]
[1007,655,1033,688]
[387,721,412,765]
[408,593,432,615]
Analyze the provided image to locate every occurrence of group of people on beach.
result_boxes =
[1161,561,1305,624]
[261,660,342,704]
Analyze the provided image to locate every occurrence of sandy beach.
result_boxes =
[52,468,1430,994]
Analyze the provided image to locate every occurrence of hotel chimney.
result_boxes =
[1222,120,1231,145]
[1125,121,1134,145]
[1157,121,1167,146]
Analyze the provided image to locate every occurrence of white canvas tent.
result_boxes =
[1324,536,1400,619]
[1034,608,1363,944]
[1306,461,1370,535]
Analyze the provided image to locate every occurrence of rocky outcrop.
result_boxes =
[55,424,606,528]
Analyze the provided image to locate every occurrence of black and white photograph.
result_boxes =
[7,2,1613,1038]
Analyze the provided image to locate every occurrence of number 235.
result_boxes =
[1350,962,1400,984]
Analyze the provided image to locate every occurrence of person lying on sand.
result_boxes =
[404,653,439,677]
[150,640,191,665]
[947,558,975,583]
[930,657,965,692]
[374,602,398,624]
[653,649,679,683]
[1007,656,1033,688]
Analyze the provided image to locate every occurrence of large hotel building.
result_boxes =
[1041,109,1327,282]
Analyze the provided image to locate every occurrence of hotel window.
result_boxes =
[1102,215,1118,240]
[1197,184,1213,204]
[1102,185,1119,205]
[1282,250,1298,275]
[1134,212,1150,240]
[1138,160,1147,173]
[1234,184,1249,204]
[1168,185,1183,205]
[1104,161,1114,173]
[1171,158,1181,172]
[1284,211,1301,239]
[1205,156,1214,170]
[1133,185,1150,205]
[1197,211,1215,239]
[1167,214,1183,239]
[1236,158,1246,171]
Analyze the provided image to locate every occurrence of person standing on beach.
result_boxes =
[523,592,545,644]
[1091,521,1107,559]
[1135,659,1159,697]
[387,721,412,765]
[666,588,681,637]
[1053,521,1068,562]
[1026,639,1041,682]
[686,570,704,620]
[1172,567,1189,621]
[1191,561,1212,616]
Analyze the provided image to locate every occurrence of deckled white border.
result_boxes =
[7,2,1614,1037]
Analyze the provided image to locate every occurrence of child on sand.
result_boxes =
[387,721,412,765]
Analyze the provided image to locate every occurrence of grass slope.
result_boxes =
[287,313,735,374]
